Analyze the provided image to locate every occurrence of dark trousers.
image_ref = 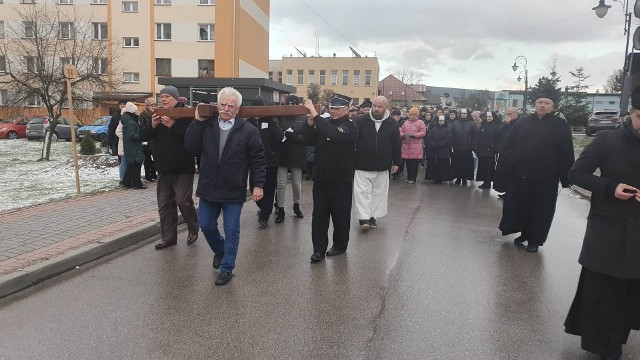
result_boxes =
[123,161,143,188]
[143,147,156,181]
[499,178,558,246]
[405,159,420,181]
[156,172,199,243]
[565,267,640,359]
[452,149,474,180]
[255,166,278,220]
[311,181,353,253]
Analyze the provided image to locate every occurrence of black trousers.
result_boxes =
[565,267,640,359]
[311,181,353,253]
[499,178,558,245]
[156,172,199,243]
[405,159,420,181]
[123,160,143,188]
[452,150,474,180]
[255,166,278,220]
[143,146,157,181]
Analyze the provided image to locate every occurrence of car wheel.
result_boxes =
[7,131,18,140]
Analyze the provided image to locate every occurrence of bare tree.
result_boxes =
[307,83,321,104]
[319,88,335,107]
[0,4,122,160]
[603,69,624,93]
[393,68,424,106]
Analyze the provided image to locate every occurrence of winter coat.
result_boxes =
[570,120,640,279]
[139,102,195,174]
[495,116,520,154]
[185,117,266,203]
[399,118,427,159]
[475,120,500,157]
[503,113,574,187]
[304,114,358,183]
[121,112,144,165]
[248,116,284,168]
[425,124,452,159]
[115,123,124,156]
[107,111,122,156]
[353,113,401,171]
[138,110,154,153]
[279,114,308,169]
[450,118,477,151]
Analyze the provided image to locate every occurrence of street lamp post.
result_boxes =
[512,55,528,113]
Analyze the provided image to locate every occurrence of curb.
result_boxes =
[0,221,161,299]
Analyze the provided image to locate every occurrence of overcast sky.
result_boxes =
[269,0,635,92]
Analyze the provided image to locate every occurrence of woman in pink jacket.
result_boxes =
[400,107,427,183]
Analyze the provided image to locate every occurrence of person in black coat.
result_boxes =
[475,111,500,189]
[247,95,284,229]
[425,115,452,183]
[138,98,157,182]
[563,96,640,360]
[390,108,405,179]
[493,107,520,195]
[498,93,574,252]
[450,111,477,185]
[107,99,127,157]
[140,86,199,250]
[303,94,358,263]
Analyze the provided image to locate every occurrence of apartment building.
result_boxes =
[270,56,380,106]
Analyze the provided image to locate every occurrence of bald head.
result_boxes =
[371,96,389,120]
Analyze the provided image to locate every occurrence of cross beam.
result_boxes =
[154,104,321,119]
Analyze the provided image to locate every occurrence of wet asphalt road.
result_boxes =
[0,178,638,360]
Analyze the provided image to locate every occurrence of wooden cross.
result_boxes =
[154,104,321,119]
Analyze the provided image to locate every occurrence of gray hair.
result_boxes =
[218,87,242,106]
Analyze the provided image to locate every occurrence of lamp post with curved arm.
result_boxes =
[512,56,528,113]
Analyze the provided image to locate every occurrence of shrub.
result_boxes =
[79,135,97,155]
[100,136,108,148]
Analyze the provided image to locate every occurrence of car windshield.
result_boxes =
[90,117,111,126]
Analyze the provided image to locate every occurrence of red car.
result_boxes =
[0,115,47,139]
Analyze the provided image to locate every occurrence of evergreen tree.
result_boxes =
[528,60,562,108]
[563,66,592,128]
[79,135,97,155]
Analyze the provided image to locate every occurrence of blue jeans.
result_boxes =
[198,199,243,273]
[118,156,126,182]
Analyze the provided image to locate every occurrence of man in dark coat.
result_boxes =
[185,87,266,286]
[140,86,199,250]
[498,92,574,252]
[475,111,501,189]
[425,115,452,183]
[564,90,640,360]
[450,109,477,185]
[107,99,127,156]
[303,94,358,263]
[493,107,520,195]
[352,96,401,230]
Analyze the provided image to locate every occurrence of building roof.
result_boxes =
[378,74,424,102]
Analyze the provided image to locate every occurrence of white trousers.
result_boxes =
[353,169,389,220]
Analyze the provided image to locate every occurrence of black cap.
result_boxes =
[329,93,351,107]
[284,95,299,105]
[390,109,401,116]
[252,94,265,106]
[359,99,372,109]
[534,91,558,105]
[631,87,640,110]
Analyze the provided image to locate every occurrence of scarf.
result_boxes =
[369,108,390,132]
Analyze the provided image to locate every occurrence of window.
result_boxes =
[156,23,171,40]
[0,89,7,106]
[155,0,170,4]
[330,70,337,86]
[123,37,139,47]
[0,56,5,72]
[286,70,292,85]
[24,22,35,38]
[123,72,139,83]
[353,70,360,86]
[268,71,273,80]
[308,70,315,85]
[297,70,304,85]
[60,57,75,65]
[58,0,73,4]
[92,57,107,74]
[198,0,214,4]
[59,22,74,39]
[25,56,35,73]
[156,58,171,76]
[21,0,36,3]
[352,98,359,106]
[91,0,107,4]
[26,94,42,107]
[342,70,348,86]
[93,22,107,40]
[319,70,325,85]
[278,71,282,83]
[122,1,138,12]
[198,59,214,77]
[198,24,214,41]
[0,21,4,39]
[365,70,372,86]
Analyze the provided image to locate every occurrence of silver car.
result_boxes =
[26,117,80,141]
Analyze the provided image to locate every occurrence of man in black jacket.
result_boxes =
[140,86,199,251]
[498,93,574,252]
[303,94,358,263]
[185,87,266,285]
[107,99,127,157]
[353,96,400,230]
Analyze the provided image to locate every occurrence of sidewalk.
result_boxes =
[0,182,170,298]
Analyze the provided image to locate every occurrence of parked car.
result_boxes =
[585,110,620,136]
[77,116,112,141]
[0,115,46,139]
[26,117,81,141]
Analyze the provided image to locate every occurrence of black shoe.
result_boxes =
[526,244,539,253]
[462,179,468,185]
[513,236,527,245]
[275,208,285,223]
[154,240,177,250]
[497,193,505,199]
[359,219,370,231]
[274,205,279,215]
[258,218,268,229]
[479,182,491,189]
[326,247,346,257]
[133,185,148,189]
[454,178,461,185]
[212,253,224,269]
[310,252,325,263]
[369,217,377,228]
[293,203,304,218]
[215,272,233,285]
